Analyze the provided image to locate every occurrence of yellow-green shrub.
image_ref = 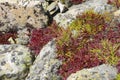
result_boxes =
[90,39,120,65]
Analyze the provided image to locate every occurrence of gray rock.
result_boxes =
[58,2,68,13]
[67,64,118,80]
[0,44,33,80]
[54,0,117,28]
[0,2,48,32]
[15,28,30,45]
[26,39,62,80]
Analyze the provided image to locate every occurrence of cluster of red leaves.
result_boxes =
[57,33,106,79]
[58,24,120,79]
[0,32,17,44]
[71,0,84,4]
[58,44,104,80]
[28,22,59,55]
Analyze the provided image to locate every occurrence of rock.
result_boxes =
[58,2,68,13]
[26,39,62,80]
[0,44,33,80]
[15,28,30,45]
[67,64,118,80]
[47,1,59,15]
[54,0,117,28]
[0,2,48,32]
[8,37,16,44]
[114,10,120,17]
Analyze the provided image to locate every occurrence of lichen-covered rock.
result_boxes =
[26,39,62,80]
[0,44,33,80]
[15,28,30,45]
[0,2,48,32]
[54,0,117,28]
[67,64,118,80]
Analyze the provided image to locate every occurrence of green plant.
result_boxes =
[90,39,120,65]
[69,10,111,36]
[115,74,120,80]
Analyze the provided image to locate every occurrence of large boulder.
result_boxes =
[54,0,117,28]
[67,64,118,80]
[26,39,62,80]
[0,44,33,80]
[0,2,48,32]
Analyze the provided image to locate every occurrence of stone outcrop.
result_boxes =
[26,40,62,80]
[67,64,118,80]
[0,2,48,32]
[0,44,33,80]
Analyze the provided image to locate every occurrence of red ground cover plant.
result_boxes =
[57,31,106,79]
[28,21,59,55]
[0,32,17,44]
[71,0,84,4]
[58,43,105,80]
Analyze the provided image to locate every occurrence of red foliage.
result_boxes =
[28,22,58,55]
[0,32,17,44]
[57,20,120,79]
[57,32,105,79]
[71,0,84,4]
[58,44,104,80]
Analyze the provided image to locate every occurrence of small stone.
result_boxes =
[58,2,68,13]
[8,37,15,44]
[47,1,59,15]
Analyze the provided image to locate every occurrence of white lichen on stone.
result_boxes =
[67,64,118,80]
[0,44,33,80]
[0,2,48,32]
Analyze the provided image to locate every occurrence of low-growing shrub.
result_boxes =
[115,73,120,80]
[28,21,60,55]
[69,10,111,36]
[90,39,120,65]
[56,10,119,80]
